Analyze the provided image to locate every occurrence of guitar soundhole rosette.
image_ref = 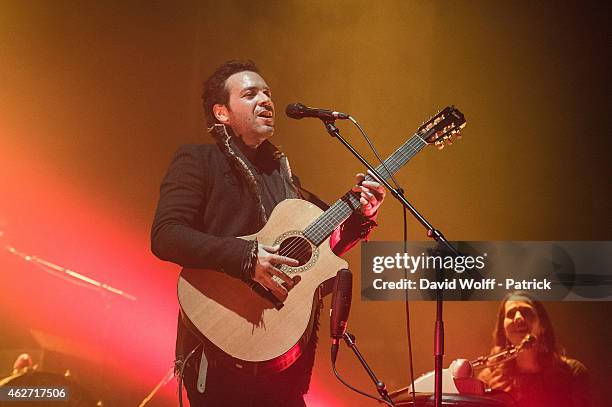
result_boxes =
[274,231,318,273]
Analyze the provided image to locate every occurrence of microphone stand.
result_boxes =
[4,244,137,301]
[322,119,460,407]
[342,331,395,406]
[137,367,175,407]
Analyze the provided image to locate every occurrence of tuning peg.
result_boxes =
[447,128,462,139]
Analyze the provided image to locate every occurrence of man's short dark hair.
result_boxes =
[202,59,260,128]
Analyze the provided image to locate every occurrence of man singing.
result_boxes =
[151,60,385,406]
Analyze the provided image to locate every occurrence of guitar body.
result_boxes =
[177,199,348,374]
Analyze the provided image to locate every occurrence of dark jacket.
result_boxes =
[150,125,375,399]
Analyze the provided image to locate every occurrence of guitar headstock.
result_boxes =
[418,106,466,149]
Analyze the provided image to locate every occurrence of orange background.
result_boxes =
[1,1,610,406]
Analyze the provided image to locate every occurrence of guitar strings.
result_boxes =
[280,135,428,268]
[304,136,424,238]
[303,127,455,243]
[275,136,427,269]
[278,136,425,263]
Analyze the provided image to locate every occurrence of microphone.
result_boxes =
[519,334,537,350]
[330,269,352,363]
[470,333,539,371]
[286,103,350,121]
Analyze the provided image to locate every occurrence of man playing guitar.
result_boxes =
[151,59,385,406]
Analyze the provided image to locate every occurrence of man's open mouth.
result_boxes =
[258,110,274,118]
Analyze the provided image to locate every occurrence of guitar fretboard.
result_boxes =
[303,134,427,246]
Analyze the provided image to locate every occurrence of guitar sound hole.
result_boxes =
[278,236,312,267]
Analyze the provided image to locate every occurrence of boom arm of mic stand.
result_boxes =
[321,120,459,255]
[342,332,395,406]
[322,119,460,407]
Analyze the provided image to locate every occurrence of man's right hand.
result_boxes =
[253,244,300,301]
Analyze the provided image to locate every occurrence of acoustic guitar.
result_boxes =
[178,107,466,374]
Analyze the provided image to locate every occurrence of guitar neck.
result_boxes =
[303,133,427,246]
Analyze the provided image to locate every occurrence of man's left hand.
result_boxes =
[352,173,385,217]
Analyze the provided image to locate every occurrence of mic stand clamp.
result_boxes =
[342,331,395,406]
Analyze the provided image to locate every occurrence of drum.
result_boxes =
[393,392,516,407]
[0,370,97,406]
